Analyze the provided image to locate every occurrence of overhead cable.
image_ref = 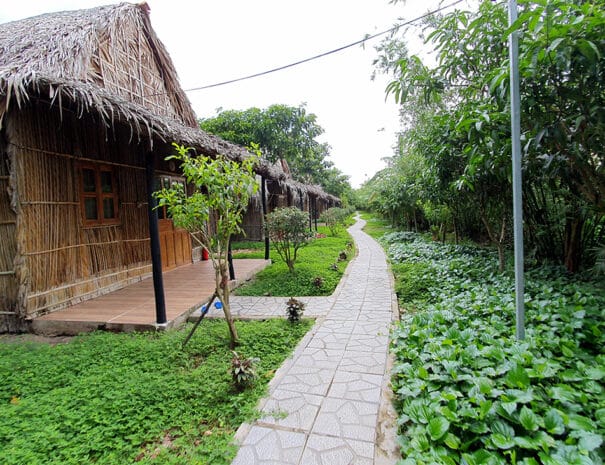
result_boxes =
[182,0,465,93]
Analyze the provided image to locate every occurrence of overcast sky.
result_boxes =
[0,0,461,187]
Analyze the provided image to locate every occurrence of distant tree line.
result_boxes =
[199,104,352,204]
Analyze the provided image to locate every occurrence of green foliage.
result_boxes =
[285,298,305,324]
[235,227,353,296]
[230,351,260,391]
[265,207,313,273]
[359,212,394,240]
[0,319,312,465]
[371,0,605,271]
[154,143,260,346]
[199,104,351,198]
[386,232,605,464]
[155,144,258,252]
[320,207,348,236]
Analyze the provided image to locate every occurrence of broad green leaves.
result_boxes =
[388,232,605,464]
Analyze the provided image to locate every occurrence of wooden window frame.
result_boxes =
[78,162,120,227]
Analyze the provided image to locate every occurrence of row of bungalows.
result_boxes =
[0,2,339,332]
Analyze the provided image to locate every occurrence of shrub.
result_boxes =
[231,351,259,391]
[320,207,348,236]
[265,207,313,273]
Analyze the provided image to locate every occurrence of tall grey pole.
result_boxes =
[509,0,525,340]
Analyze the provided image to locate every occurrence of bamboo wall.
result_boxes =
[0,134,18,325]
[6,101,163,318]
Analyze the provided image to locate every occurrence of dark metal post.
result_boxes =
[261,176,270,260]
[228,237,235,280]
[309,196,312,232]
[145,152,166,325]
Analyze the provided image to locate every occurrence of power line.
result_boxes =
[182,0,465,93]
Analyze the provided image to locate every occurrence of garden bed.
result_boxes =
[374,226,605,464]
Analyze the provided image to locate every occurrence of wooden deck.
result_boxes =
[32,259,270,335]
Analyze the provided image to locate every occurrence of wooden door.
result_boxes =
[156,176,192,271]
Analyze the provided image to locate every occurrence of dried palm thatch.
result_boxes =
[0,2,196,127]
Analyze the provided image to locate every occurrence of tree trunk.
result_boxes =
[216,261,239,348]
[480,210,507,273]
[564,216,584,273]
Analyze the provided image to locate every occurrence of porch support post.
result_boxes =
[145,151,167,325]
[314,197,318,231]
[261,176,270,260]
[308,195,312,232]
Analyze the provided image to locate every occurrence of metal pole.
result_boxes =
[145,152,167,325]
[509,0,525,340]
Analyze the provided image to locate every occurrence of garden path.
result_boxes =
[224,216,401,464]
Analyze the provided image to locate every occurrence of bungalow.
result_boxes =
[0,3,338,331]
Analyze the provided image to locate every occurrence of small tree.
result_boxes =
[155,143,258,347]
[265,207,313,273]
[320,207,347,236]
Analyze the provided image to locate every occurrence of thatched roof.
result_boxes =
[0,2,338,202]
[0,2,196,128]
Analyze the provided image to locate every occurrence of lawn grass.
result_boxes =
[358,211,393,240]
[233,225,354,296]
[0,319,312,465]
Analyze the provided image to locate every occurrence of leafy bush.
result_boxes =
[265,207,313,273]
[388,236,605,465]
[231,351,259,391]
[382,231,421,244]
[320,207,348,236]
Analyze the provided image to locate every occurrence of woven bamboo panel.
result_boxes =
[8,105,156,316]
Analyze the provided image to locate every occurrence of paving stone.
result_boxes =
[231,426,306,465]
[300,434,374,465]
[346,334,389,354]
[327,371,384,404]
[295,347,344,369]
[307,331,351,350]
[229,216,400,465]
[352,321,391,337]
[312,398,379,442]
[277,365,335,396]
[317,319,356,334]
[259,389,323,431]
[325,315,360,323]
[339,350,387,375]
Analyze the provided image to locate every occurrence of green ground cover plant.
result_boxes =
[234,225,353,296]
[0,319,312,465]
[380,231,605,464]
[359,211,393,240]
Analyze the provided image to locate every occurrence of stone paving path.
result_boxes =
[221,217,401,465]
